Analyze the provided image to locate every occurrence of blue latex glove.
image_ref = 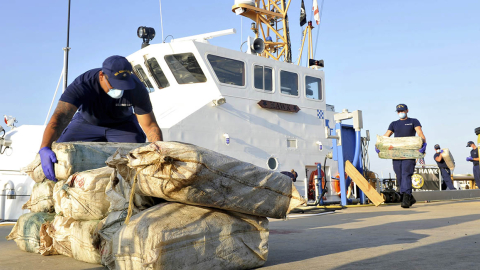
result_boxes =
[467,157,473,162]
[439,149,444,154]
[419,143,427,154]
[39,147,57,181]
[375,146,380,154]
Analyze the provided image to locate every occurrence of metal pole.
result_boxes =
[159,0,164,42]
[63,0,71,91]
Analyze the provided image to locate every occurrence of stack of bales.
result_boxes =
[7,141,306,270]
[7,142,149,262]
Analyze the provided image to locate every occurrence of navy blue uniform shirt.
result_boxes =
[434,153,448,168]
[60,68,153,127]
[387,118,421,137]
[471,148,479,166]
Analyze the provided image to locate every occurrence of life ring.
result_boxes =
[308,169,325,201]
[332,172,352,198]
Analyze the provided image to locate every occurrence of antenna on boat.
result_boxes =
[63,0,71,91]
[232,0,292,63]
[44,0,71,126]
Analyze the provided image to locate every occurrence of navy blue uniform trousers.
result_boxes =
[439,167,456,190]
[474,165,480,187]
[57,113,146,143]
[393,159,415,195]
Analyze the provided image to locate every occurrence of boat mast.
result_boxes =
[63,0,71,91]
[232,0,292,63]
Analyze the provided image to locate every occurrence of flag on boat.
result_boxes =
[418,157,425,168]
[313,0,321,25]
[300,0,307,27]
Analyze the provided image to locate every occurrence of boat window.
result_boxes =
[254,65,273,92]
[280,71,298,96]
[164,53,207,84]
[207,55,245,86]
[267,157,278,170]
[133,65,155,92]
[305,76,322,100]
[145,57,169,89]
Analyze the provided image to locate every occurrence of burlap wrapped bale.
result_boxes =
[113,203,269,270]
[70,220,102,264]
[376,135,425,159]
[441,148,455,170]
[126,141,305,219]
[6,212,56,253]
[44,215,75,257]
[22,180,56,213]
[93,209,136,270]
[55,167,113,220]
[22,142,147,183]
[105,148,156,213]
[41,215,101,264]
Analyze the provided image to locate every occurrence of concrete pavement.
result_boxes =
[1,199,479,270]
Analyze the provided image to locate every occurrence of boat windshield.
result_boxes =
[254,65,273,92]
[133,65,155,92]
[207,55,245,86]
[280,71,298,96]
[145,57,169,89]
[305,76,322,100]
[164,53,207,84]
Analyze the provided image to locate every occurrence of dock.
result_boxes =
[1,199,479,269]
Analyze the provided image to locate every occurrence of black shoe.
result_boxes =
[410,195,416,206]
[401,194,411,208]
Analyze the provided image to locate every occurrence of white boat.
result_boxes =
[0,0,362,221]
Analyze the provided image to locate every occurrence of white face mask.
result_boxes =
[107,89,124,99]
[436,149,440,153]
[398,112,406,119]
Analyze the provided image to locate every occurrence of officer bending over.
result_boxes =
[39,55,163,181]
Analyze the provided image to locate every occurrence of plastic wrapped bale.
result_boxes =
[441,148,455,170]
[375,135,426,159]
[6,212,56,253]
[22,180,56,213]
[22,142,148,183]
[105,148,156,213]
[113,203,269,270]
[93,209,137,270]
[55,167,113,220]
[126,142,306,219]
[70,220,102,264]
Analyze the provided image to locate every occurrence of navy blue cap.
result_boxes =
[434,144,440,149]
[467,141,475,147]
[396,104,408,112]
[102,55,135,90]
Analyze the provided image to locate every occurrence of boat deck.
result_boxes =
[2,199,480,270]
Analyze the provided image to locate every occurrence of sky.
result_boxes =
[0,0,479,176]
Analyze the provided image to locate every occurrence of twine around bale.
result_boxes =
[124,157,176,224]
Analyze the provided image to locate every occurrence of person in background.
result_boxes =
[376,104,427,208]
[280,169,298,182]
[433,144,456,190]
[39,55,163,182]
[466,141,479,188]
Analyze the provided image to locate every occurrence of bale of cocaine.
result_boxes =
[125,141,306,219]
[53,167,113,220]
[441,148,455,170]
[22,142,148,182]
[105,148,157,213]
[41,215,102,264]
[22,180,55,213]
[376,135,425,159]
[113,202,269,270]
[6,212,56,253]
